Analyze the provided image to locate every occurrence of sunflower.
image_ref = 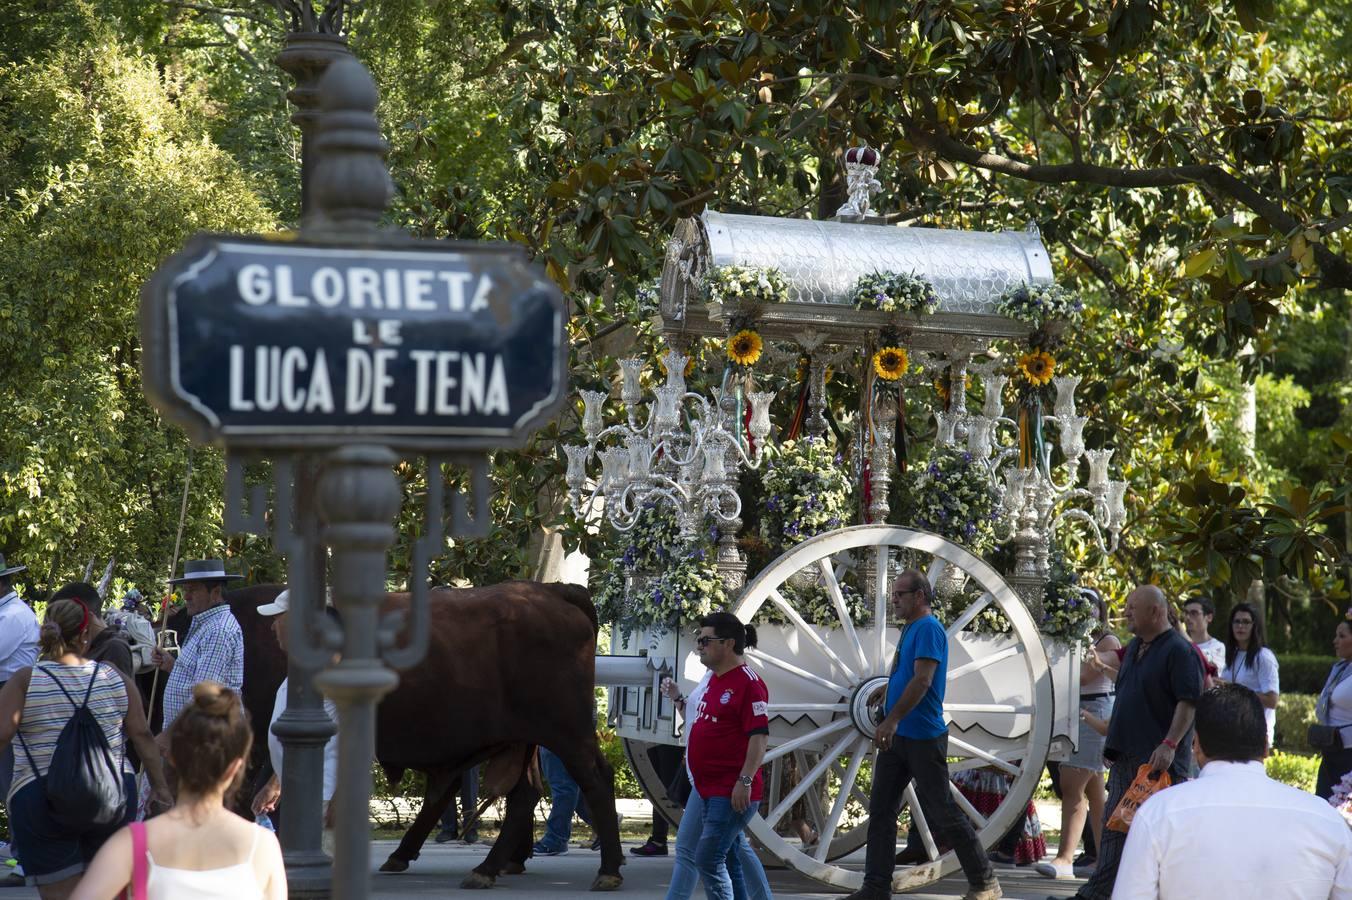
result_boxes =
[727,329,763,367]
[1018,350,1056,385]
[872,346,909,381]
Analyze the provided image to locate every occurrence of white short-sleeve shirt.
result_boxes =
[1222,647,1279,746]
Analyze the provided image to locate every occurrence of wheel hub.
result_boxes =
[848,675,891,737]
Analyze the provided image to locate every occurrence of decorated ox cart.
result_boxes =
[570,151,1126,892]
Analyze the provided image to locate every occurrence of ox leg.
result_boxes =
[380,771,457,873]
[463,773,540,889]
[557,742,623,891]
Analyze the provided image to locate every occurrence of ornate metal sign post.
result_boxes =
[140,58,568,900]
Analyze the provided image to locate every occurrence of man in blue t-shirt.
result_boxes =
[843,569,1000,900]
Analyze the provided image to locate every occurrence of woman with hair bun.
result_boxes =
[73,681,286,899]
[0,598,170,898]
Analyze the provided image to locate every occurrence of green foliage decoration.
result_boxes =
[995,283,1084,330]
[758,437,853,551]
[702,265,790,308]
[898,447,1000,553]
[850,271,940,316]
[589,505,723,631]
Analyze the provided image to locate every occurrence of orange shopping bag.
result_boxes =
[1105,764,1172,833]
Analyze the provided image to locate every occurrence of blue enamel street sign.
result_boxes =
[140,234,569,450]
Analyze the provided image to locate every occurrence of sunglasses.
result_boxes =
[695,636,731,647]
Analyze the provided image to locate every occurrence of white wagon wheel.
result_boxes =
[620,736,870,866]
[717,524,1054,892]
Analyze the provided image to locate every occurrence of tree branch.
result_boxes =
[466,29,549,80]
[1061,238,1128,301]
[906,124,1352,290]
[158,0,277,27]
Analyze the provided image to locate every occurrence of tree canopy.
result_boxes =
[0,0,1346,647]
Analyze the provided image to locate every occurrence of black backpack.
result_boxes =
[17,663,127,829]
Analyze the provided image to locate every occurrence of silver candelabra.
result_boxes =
[939,366,1128,613]
[564,349,773,547]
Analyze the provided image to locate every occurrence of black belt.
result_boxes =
[1082,692,1115,701]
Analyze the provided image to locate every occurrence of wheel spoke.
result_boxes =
[813,736,869,862]
[794,751,828,848]
[767,703,849,713]
[766,729,858,828]
[746,647,848,695]
[764,718,854,763]
[767,757,784,814]
[819,558,869,673]
[948,781,988,829]
[948,748,1025,775]
[945,591,994,637]
[948,644,1021,679]
[947,734,1022,776]
[873,545,889,668]
[765,588,857,681]
[925,556,948,587]
[902,784,939,861]
[945,702,1033,715]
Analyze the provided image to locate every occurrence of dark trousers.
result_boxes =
[1074,756,1184,900]
[863,734,994,891]
[1316,747,1352,799]
[439,766,480,838]
[645,743,684,843]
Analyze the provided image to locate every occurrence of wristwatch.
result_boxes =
[738,775,754,787]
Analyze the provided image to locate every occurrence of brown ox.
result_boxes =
[157,581,622,891]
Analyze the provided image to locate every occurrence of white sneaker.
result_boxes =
[1033,860,1076,879]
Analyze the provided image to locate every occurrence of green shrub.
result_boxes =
[1278,654,1335,695]
[1266,750,1320,792]
[1275,693,1318,754]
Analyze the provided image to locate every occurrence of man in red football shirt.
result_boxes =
[677,612,770,900]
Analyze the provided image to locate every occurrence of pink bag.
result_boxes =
[123,821,149,900]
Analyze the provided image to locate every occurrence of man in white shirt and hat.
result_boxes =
[250,589,339,854]
[1113,682,1352,899]
[0,553,38,884]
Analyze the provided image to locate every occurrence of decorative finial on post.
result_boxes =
[309,57,393,231]
[834,145,884,222]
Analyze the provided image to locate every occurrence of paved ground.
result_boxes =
[5,838,1085,898]
[360,840,1084,899]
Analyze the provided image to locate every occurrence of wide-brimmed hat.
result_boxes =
[257,589,289,617]
[168,558,245,585]
[0,553,26,578]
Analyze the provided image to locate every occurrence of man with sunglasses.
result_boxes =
[844,570,1001,900]
[674,612,771,900]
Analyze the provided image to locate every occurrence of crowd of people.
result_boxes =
[0,556,298,898]
[6,546,1352,900]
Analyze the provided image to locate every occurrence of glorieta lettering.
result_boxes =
[236,263,493,313]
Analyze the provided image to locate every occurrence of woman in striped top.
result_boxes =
[0,598,169,898]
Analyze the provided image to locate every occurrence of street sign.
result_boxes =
[140,234,569,450]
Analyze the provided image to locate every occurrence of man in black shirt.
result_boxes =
[1069,584,1203,900]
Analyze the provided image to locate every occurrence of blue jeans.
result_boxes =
[666,788,771,900]
[539,749,591,850]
